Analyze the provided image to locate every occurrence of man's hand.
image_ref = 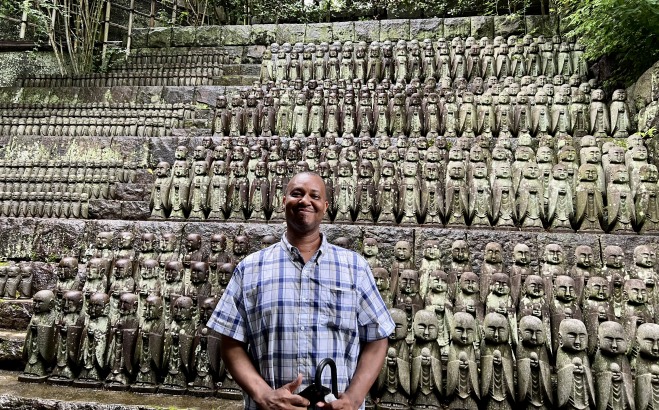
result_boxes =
[255,374,309,410]
[316,391,359,410]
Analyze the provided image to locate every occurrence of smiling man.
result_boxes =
[208,172,394,410]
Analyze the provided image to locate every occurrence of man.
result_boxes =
[208,172,394,410]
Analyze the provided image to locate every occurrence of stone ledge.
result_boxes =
[0,301,32,332]
[0,331,25,366]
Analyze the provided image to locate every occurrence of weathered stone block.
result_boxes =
[354,21,380,42]
[443,17,471,39]
[250,24,278,45]
[130,27,149,48]
[0,330,25,364]
[0,301,32,331]
[494,14,524,37]
[410,18,443,40]
[195,25,223,46]
[332,22,355,42]
[223,25,252,46]
[170,26,196,47]
[107,86,135,103]
[305,23,332,43]
[379,19,410,41]
[525,14,559,37]
[194,86,223,108]
[147,27,172,48]
[242,64,261,76]
[32,220,86,263]
[161,86,195,104]
[222,64,242,75]
[45,88,79,105]
[276,24,306,44]
[135,86,164,104]
[471,15,494,39]
[115,184,150,202]
[0,219,35,260]
[88,200,122,220]
[122,201,151,220]
[223,46,246,63]
[246,45,266,63]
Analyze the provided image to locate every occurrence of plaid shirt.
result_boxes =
[208,233,394,410]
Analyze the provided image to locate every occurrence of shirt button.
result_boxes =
[301,326,305,330]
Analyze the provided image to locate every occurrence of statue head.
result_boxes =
[414,310,439,342]
[428,270,448,294]
[96,232,113,249]
[422,240,440,261]
[144,295,163,320]
[372,268,390,292]
[362,237,379,257]
[190,262,209,284]
[585,276,609,301]
[519,315,546,346]
[491,273,510,296]
[210,234,227,252]
[597,321,626,356]
[451,240,469,263]
[575,245,594,269]
[58,257,78,280]
[459,272,479,294]
[524,275,545,298]
[641,164,659,183]
[173,296,194,321]
[62,290,83,314]
[634,245,656,268]
[558,318,588,352]
[399,269,419,295]
[88,292,109,318]
[603,245,624,269]
[119,292,139,316]
[554,275,576,302]
[637,323,659,359]
[155,161,171,178]
[118,231,134,249]
[140,259,159,279]
[233,235,249,255]
[452,312,477,345]
[544,244,563,265]
[394,241,412,261]
[483,312,510,344]
[389,308,409,341]
[165,261,183,283]
[484,242,503,264]
[624,279,647,304]
[219,262,235,286]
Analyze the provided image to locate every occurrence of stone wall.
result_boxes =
[0,52,61,88]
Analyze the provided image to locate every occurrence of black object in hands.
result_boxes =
[298,358,338,409]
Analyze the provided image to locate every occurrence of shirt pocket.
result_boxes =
[318,283,358,337]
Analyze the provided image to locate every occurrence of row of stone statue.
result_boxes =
[212,83,631,141]
[20,289,237,397]
[260,35,587,84]
[373,309,658,410]
[111,47,237,70]
[0,158,138,184]
[0,191,90,218]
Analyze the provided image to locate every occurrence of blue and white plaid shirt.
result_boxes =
[208,233,394,410]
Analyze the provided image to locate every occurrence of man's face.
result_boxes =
[283,174,328,235]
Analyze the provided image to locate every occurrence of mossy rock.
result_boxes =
[379,19,410,42]
[494,14,524,38]
[332,22,355,42]
[171,26,196,47]
[250,24,278,45]
[444,17,471,39]
[471,16,494,39]
[223,25,252,46]
[354,21,380,42]
[147,27,172,48]
[410,18,443,40]
[195,25,223,47]
[305,23,333,43]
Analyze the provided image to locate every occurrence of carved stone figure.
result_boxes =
[149,162,171,219]
[511,244,533,306]
[75,292,110,387]
[49,290,85,384]
[481,312,515,410]
[547,163,574,231]
[161,296,195,394]
[480,242,504,303]
[607,165,636,232]
[582,277,614,355]
[447,312,480,410]
[132,295,165,393]
[168,161,191,219]
[575,164,605,232]
[592,321,634,410]
[556,319,595,410]
[634,323,659,410]
[610,89,632,139]
[570,245,597,304]
[376,346,411,410]
[636,164,659,233]
[20,290,57,382]
[105,292,139,390]
[516,315,553,410]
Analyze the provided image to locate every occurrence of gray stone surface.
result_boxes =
[525,14,559,37]
[410,18,443,40]
[332,21,355,42]
[223,25,252,46]
[494,14,524,37]
[444,17,471,39]
[354,21,380,42]
[147,27,172,48]
[380,19,410,41]
[246,45,266,62]
[0,302,32,332]
[129,28,149,48]
[276,24,306,44]
[0,331,24,365]
[250,24,278,45]
[305,23,333,43]
[195,25,223,47]
[471,15,494,39]
[170,26,196,47]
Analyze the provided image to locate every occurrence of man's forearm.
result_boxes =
[220,335,272,402]
[343,338,389,408]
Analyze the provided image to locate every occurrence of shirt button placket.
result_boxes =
[299,264,311,374]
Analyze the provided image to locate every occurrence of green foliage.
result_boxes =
[556,0,659,87]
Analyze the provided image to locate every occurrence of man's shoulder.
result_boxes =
[323,243,371,270]
[238,243,285,268]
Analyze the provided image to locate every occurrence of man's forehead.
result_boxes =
[286,173,326,193]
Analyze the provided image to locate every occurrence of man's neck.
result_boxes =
[286,230,322,262]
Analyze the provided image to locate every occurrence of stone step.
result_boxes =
[0,300,32,332]
[0,370,243,409]
[0,330,26,367]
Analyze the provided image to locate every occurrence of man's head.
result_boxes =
[283,172,328,236]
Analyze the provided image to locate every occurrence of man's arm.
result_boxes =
[318,337,388,410]
[220,335,310,410]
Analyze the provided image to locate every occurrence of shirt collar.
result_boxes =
[281,231,327,263]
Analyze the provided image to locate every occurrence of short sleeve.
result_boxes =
[206,264,248,343]
[355,261,395,342]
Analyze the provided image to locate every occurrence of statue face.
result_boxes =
[451,241,469,262]
[544,245,563,264]
[638,324,659,358]
[423,241,440,260]
[373,270,389,291]
[191,266,208,283]
[394,241,411,261]
[626,280,647,304]
[485,243,502,264]
[390,310,408,340]
[605,246,624,268]
[144,298,162,320]
[165,266,181,282]
[363,240,378,257]
[460,274,479,294]
[88,296,107,317]
[211,237,226,252]
[119,296,138,316]
[399,270,418,295]
[492,276,510,296]
[173,300,193,321]
[156,162,170,178]
[519,316,546,346]
[559,320,588,352]
[234,236,248,255]
[635,246,656,268]
[555,276,576,302]
[586,277,608,300]
[452,313,476,345]
[598,322,626,355]
[175,146,188,160]
[120,233,133,248]
[525,276,545,297]
[483,314,509,343]
[96,233,111,249]
[576,247,594,268]
[414,311,438,341]
[430,273,447,292]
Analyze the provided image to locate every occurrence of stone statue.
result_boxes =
[132,294,165,393]
[207,160,229,220]
[355,161,377,223]
[168,161,191,219]
[423,270,453,360]
[395,269,423,315]
[592,321,634,410]
[376,346,411,409]
[516,315,553,409]
[590,89,611,138]
[149,161,171,219]
[610,89,632,138]
[634,323,659,410]
[516,163,544,229]
[189,297,221,396]
[570,245,597,304]
[556,319,595,410]
[511,243,533,306]
[334,160,356,222]
[161,295,196,394]
[551,275,583,353]
[398,161,422,225]
[56,257,82,309]
[622,279,653,349]
[108,259,136,327]
[480,242,504,303]
[468,161,492,228]
[607,165,636,232]
[75,292,110,387]
[636,164,659,233]
[575,164,605,232]
[105,292,139,390]
[49,290,85,384]
[188,161,210,220]
[420,162,444,225]
[447,312,480,410]
[547,163,574,231]
[455,272,484,323]
[19,290,57,382]
[411,345,442,409]
[373,268,394,309]
[492,163,517,228]
[480,312,515,410]
[582,277,614,355]
[391,240,414,296]
[419,240,442,299]
[444,162,469,227]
